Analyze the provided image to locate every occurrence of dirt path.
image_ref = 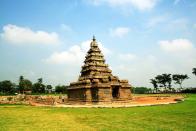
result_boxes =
[30,95,184,108]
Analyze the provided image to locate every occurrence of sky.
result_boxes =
[0,0,196,88]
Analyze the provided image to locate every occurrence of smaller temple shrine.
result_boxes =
[67,36,132,103]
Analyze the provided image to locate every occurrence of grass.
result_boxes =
[0,94,196,131]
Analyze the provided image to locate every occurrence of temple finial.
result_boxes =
[93,35,96,41]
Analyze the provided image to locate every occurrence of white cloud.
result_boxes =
[159,39,194,53]
[60,24,72,32]
[147,16,167,28]
[168,19,188,31]
[88,0,158,11]
[44,45,85,65]
[0,24,60,45]
[44,40,111,65]
[147,16,189,32]
[118,53,137,61]
[110,27,130,38]
[112,54,159,87]
[113,49,196,87]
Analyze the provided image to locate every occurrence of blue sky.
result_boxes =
[0,0,196,87]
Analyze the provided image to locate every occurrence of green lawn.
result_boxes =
[0,94,196,131]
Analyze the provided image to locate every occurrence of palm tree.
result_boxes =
[155,74,172,92]
[192,68,196,76]
[19,76,24,82]
[163,74,172,91]
[150,79,158,93]
[172,74,189,89]
[38,78,43,84]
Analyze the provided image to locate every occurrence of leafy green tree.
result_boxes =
[192,68,196,76]
[172,74,189,89]
[32,78,45,93]
[0,80,15,94]
[19,76,32,93]
[150,78,158,93]
[132,87,152,94]
[0,82,2,93]
[19,76,24,82]
[55,85,67,94]
[46,85,53,93]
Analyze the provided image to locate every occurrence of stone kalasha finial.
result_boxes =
[93,35,96,41]
[91,35,97,47]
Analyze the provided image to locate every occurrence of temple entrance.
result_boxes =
[91,88,98,101]
[112,86,119,99]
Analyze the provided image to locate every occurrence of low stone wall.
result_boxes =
[0,95,28,104]
[0,95,67,105]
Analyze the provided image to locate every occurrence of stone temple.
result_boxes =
[67,36,132,103]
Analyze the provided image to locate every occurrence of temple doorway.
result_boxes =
[91,88,98,101]
[112,86,119,99]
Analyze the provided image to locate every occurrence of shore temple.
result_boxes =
[67,36,132,103]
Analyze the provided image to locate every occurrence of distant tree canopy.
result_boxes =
[19,76,32,93]
[181,88,196,93]
[193,68,196,76]
[150,73,190,93]
[132,87,152,94]
[172,74,189,89]
[0,67,195,95]
[32,78,45,93]
[55,85,67,94]
[150,78,158,93]
[46,85,52,90]
[155,74,172,91]
[0,80,15,94]
[45,85,53,93]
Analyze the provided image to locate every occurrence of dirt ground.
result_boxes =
[30,95,184,108]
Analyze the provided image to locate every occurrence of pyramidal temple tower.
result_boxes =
[67,36,132,103]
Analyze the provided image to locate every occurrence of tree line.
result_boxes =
[0,75,68,95]
[0,68,196,95]
[150,68,196,93]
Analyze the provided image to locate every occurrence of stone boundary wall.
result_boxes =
[0,95,67,105]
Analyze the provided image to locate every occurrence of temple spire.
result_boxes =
[91,35,97,47]
[92,35,96,41]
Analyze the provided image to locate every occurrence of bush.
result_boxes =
[181,88,196,93]
[132,87,152,94]
[55,85,68,94]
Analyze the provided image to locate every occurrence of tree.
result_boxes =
[192,68,196,76]
[55,85,67,94]
[46,85,53,93]
[132,87,152,94]
[172,74,189,89]
[155,74,172,92]
[0,80,15,94]
[19,76,24,82]
[38,78,43,84]
[19,76,32,93]
[165,74,172,91]
[32,78,45,93]
[150,79,158,93]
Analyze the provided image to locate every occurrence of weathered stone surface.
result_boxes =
[68,36,132,103]
[0,95,67,105]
